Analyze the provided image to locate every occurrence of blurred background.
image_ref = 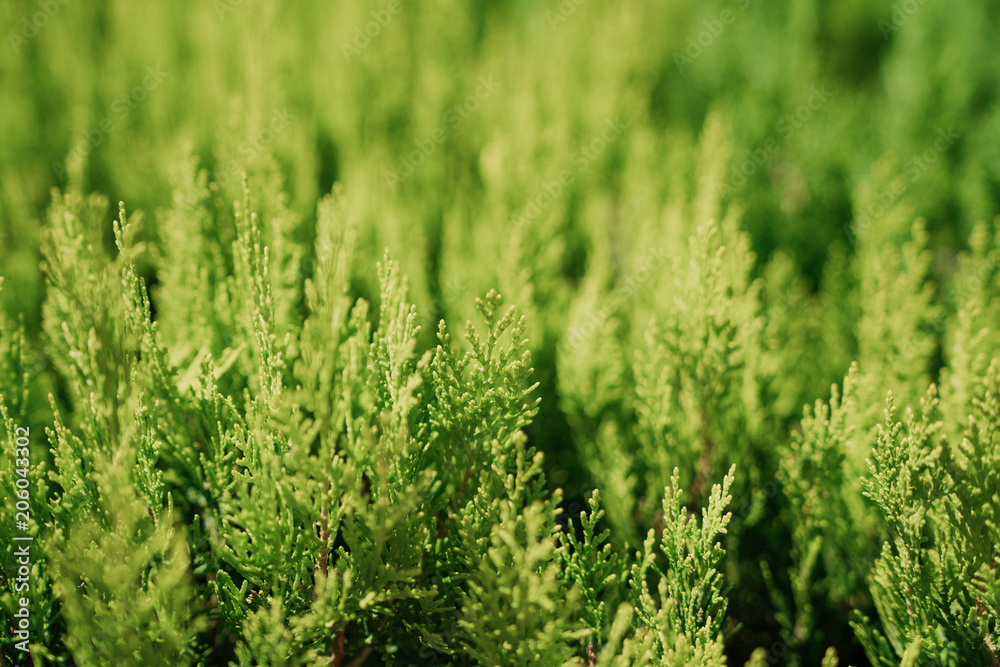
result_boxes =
[2,0,1000,662]
[3,0,999,322]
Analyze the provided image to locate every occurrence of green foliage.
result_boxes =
[850,372,1000,666]
[47,480,203,666]
[557,490,623,647]
[627,465,736,665]
[4,0,1000,665]
[4,156,1000,667]
[459,495,585,666]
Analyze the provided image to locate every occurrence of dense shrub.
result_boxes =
[2,0,1000,665]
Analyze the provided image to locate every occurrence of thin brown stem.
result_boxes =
[346,647,374,667]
